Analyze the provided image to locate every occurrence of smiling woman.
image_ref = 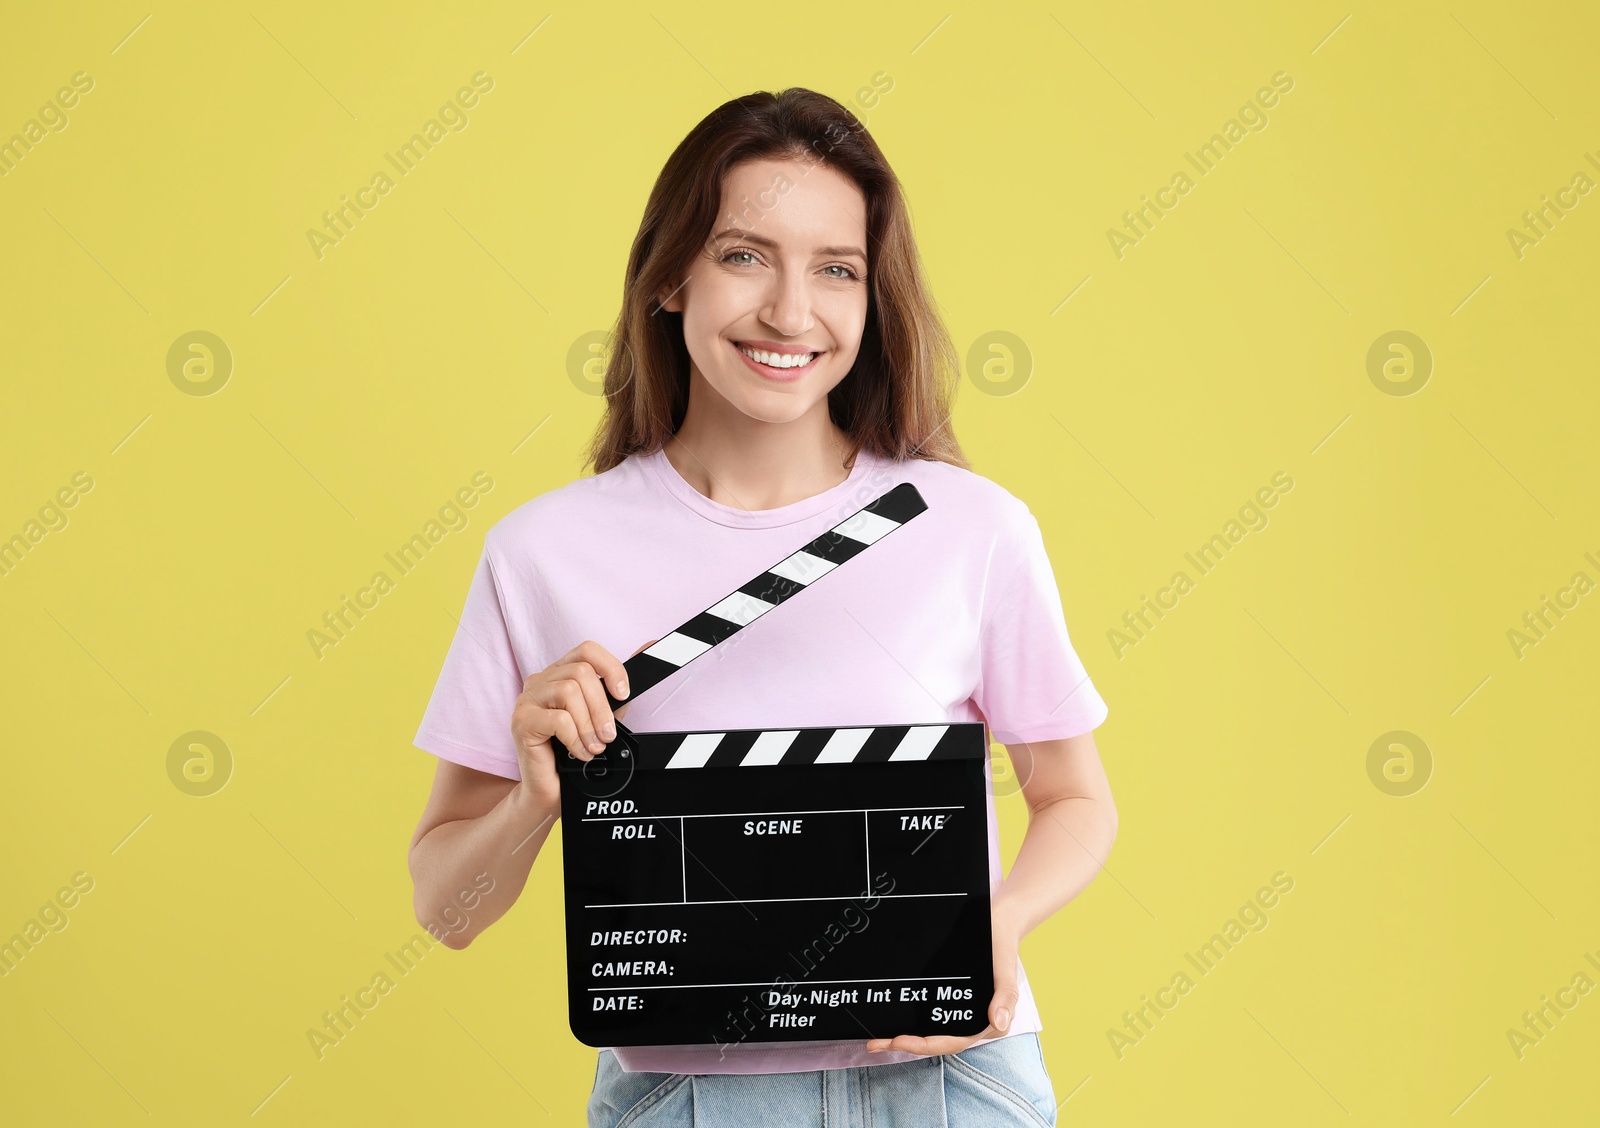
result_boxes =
[407,85,1117,1128]
[584,90,966,480]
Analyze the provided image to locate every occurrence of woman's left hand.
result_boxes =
[865,898,1022,1056]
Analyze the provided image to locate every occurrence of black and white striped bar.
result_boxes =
[609,482,927,710]
[557,722,978,774]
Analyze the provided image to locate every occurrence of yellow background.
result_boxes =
[2,1,1596,1123]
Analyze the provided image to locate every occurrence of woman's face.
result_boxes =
[659,157,870,425]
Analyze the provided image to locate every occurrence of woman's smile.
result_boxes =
[730,337,824,382]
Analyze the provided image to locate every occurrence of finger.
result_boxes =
[534,700,598,761]
[866,1029,997,1056]
[551,677,607,755]
[872,1025,1002,1053]
[546,661,618,745]
[612,639,659,722]
[990,934,1021,1037]
[511,700,566,761]
[865,1036,909,1054]
[989,988,1018,1037]
[511,701,551,760]
[575,639,632,706]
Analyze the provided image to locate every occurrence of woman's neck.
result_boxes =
[664,407,855,513]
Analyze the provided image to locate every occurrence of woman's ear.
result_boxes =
[655,280,684,314]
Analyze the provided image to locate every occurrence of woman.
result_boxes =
[408,87,1118,1127]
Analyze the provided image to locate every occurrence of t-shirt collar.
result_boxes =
[641,444,879,529]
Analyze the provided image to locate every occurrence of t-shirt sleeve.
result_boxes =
[972,504,1109,744]
[412,540,527,781]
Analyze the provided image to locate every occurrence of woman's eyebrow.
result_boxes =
[709,228,867,260]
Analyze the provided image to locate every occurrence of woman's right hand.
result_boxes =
[510,639,644,810]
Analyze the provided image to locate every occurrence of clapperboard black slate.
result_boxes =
[556,483,993,1047]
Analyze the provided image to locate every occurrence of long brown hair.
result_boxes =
[583,87,968,474]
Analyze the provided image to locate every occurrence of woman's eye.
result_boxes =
[722,251,857,279]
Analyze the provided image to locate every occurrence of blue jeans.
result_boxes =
[587,1033,1057,1127]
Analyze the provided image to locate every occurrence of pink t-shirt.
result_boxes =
[412,445,1109,1074]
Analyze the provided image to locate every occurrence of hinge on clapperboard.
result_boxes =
[554,480,929,767]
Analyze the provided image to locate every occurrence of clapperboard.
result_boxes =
[556,483,993,1048]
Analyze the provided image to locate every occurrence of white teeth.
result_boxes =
[738,345,817,369]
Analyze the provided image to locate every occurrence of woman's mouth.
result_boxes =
[731,340,821,381]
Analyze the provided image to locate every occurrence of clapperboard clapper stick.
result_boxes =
[555,482,994,1047]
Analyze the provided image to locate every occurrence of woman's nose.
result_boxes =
[759,273,815,337]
